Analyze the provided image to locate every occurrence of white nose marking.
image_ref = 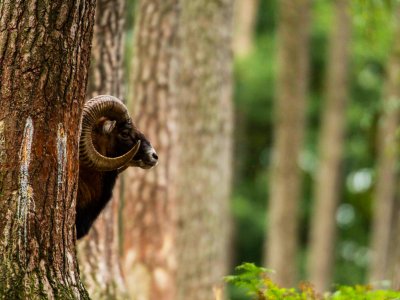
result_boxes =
[147,148,158,165]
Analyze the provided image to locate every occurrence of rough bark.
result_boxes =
[86,0,126,100]
[78,184,127,299]
[0,1,95,298]
[233,0,259,57]
[122,1,234,299]
[77,0,128,298]
[265,0,311,287]
[308,0,351,292]
[174,1,234,299]
[369,6,400,285]
[122,1,180,299]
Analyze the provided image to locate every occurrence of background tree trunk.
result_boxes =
[174,1,234,299]
[308,0,351,292]
[77,0,129,299]
[390,195,400,288]
[0,1,95,298]
[122,1,180,299]
[265,0,311,287]
[370,6,400,286]
[122,1,234,299]
[233,0,259,57]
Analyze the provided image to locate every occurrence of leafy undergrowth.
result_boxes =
[224,263,400,300]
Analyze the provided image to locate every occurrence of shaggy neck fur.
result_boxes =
[76,166,118,239]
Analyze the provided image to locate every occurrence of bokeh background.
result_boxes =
[230,0,397,298]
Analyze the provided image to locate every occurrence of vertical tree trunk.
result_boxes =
[174,1,234,299]
[369,6,400,285]
[265,0,311,287]
[122,1,180,299]
[390,198,400,288]
[0,1,95,298]
[308,0,351,292]
[122,1,234,299]
[233,0,259,57]
[77,0,128,299]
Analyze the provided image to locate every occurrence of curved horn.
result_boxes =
[79,95,140,171]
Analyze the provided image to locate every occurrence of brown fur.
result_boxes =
[76,117,156,239]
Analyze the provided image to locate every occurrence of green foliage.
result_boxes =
[352,0,394,56]
[226,263,400,300]
[225,263,272,298]
[332,285,400,300]
[256,0,277,35]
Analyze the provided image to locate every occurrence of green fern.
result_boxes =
[225,263,400,300]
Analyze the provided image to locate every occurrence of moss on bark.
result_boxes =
[0,1,96,298]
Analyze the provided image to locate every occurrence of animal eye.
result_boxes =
[120,132,130,139]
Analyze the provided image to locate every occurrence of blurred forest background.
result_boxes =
[231,0,400,298]
[116,0,400,299]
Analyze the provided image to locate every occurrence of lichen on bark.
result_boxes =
[0,0,96,298]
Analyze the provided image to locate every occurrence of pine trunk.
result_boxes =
[0,1,95,298]
[77,0,128,298]
[265,0,311,287]
[370,7,400,285]
[175,1,234,299]
[122,1,180,299]
[308,0,351,292]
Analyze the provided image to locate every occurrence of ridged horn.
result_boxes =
[79,95,140,171]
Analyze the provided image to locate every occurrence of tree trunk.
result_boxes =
[265,0,311,287]
[174,1,234,299]
[0,1,95,298]
[122,1,234,299]
[369,6,400,286]
[308,0,351,292]
[233,0,259,57]
[390,197,400,288]
[77,0,129,299]
[122,1,180,299]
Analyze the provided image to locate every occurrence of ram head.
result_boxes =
[79,95,158,171]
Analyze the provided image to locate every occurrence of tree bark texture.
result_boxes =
[233,0,259,57]
[122,1,180,299]
[122,1,234,299]
[174,1,234,299]
[369,6,400,285]
[0,1,95,299]
[265,0,311,287]
[308,0,351,292]
[77,0,128,299]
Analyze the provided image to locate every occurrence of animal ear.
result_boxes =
[102,120,116,135]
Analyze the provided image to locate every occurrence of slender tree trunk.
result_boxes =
[77,0,128,298]
[308,0,351,292]
[122,1,180,299]
[390,197,400,288]
[233,0,259,57]
[175,1,234,299]
[369,6,400,285]
[265,0,311,287]
[0,1,95,298]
